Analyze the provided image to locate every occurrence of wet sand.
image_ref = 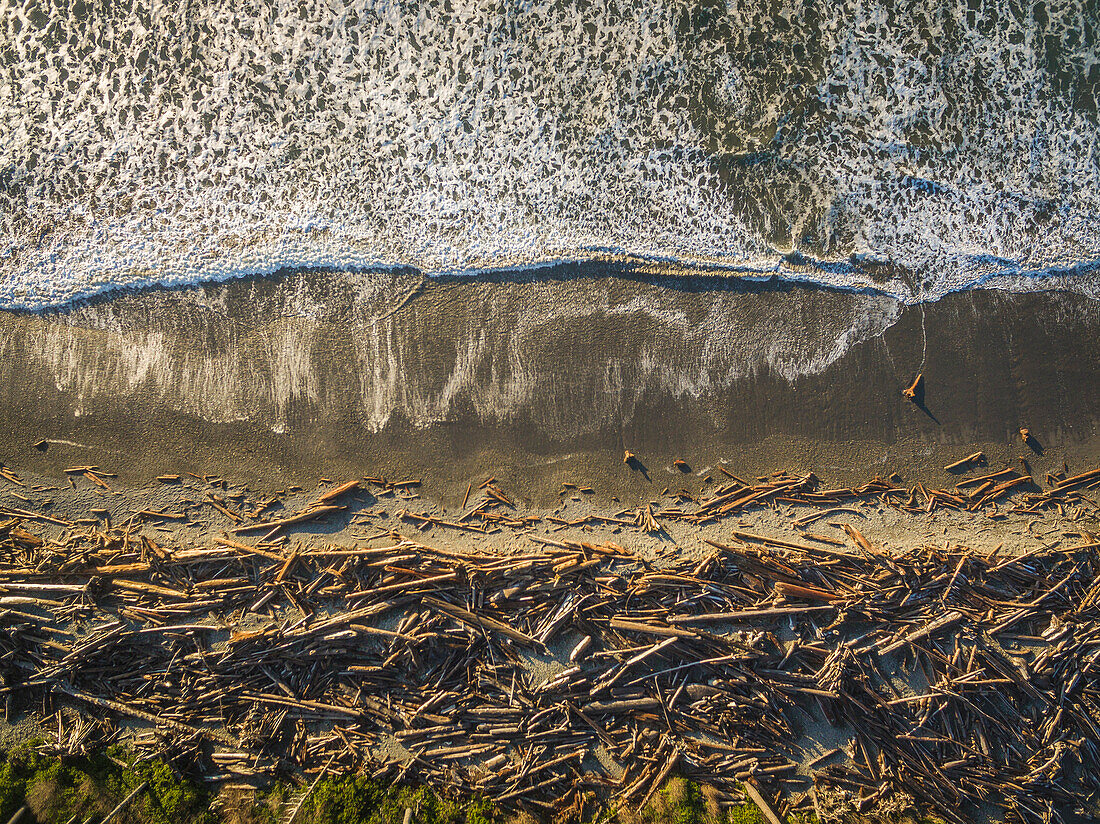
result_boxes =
[0,266,1097,507]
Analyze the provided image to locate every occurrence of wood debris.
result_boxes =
[944,452,985,472]
[1,494,1099,824]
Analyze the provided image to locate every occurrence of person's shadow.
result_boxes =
[1021,431,1045,455]
[624,453,651,482]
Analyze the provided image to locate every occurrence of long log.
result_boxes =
[421,596,540,647]
[608,618,698,638]
[743,779,785,824]
[233,505,345,534]
[582,697,662,714]
[669,606,835,623]
[879,611,964,655]
[56,685,233,744]
[100,782,148,824]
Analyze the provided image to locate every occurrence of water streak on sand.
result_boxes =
[12,273,903,433]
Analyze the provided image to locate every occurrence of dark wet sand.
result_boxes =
[0,267,1097,507]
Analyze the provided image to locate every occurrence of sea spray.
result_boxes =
[2,0,1098,309]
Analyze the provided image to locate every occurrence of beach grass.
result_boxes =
[0,744,953,824]
[0,743,789,824]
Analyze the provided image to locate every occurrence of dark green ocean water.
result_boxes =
[1,0,1098,308]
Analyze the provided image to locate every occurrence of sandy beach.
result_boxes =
[5,0,1100,819]
[0,268,1097,509]
[1,270,1099,823]
[1,446,1098,823]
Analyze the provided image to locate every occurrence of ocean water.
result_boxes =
[1,0,1098,310]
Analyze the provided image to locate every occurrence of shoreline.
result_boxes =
[6,246,1100,317]
[0,269,1097,508]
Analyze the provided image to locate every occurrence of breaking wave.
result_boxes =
[1,0,1098,309]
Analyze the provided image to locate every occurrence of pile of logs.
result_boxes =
[2,505,1099,824]
[390,466,1100,543]
[664,465,1100,524]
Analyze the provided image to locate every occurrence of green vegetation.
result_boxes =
[0,745,944,824]
[0,745,213,824]
[621,777,758,824]
[305,776,497,824]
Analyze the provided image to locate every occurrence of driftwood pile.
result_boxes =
[389,466,1100,543]
[2,493,1100,824]
[650,465,1100,526]
[3,460,1098,545]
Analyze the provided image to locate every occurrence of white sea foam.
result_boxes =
[1,0,1098,309]
[14,270,903,434]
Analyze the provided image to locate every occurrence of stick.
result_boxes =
[774,581,841,602]
[214,536,288,561]
[0,507,72,526]
[638,748,680,809]
[880,611,964,655]
[944,452,985,472]
[608,618,698,638]
[309,480,361,508]
[669,606,834,623]
[100,782,148,824]
[233,505,345,534]
[421,596,541,647]
[729,530,831,553]
[742,779,784,824]
[287,756,336,824]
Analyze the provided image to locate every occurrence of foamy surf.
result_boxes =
[2,0,1098,310]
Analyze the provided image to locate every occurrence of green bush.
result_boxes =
[0,744,212,824]
[305,776,498,824]
[0,746,948,824]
